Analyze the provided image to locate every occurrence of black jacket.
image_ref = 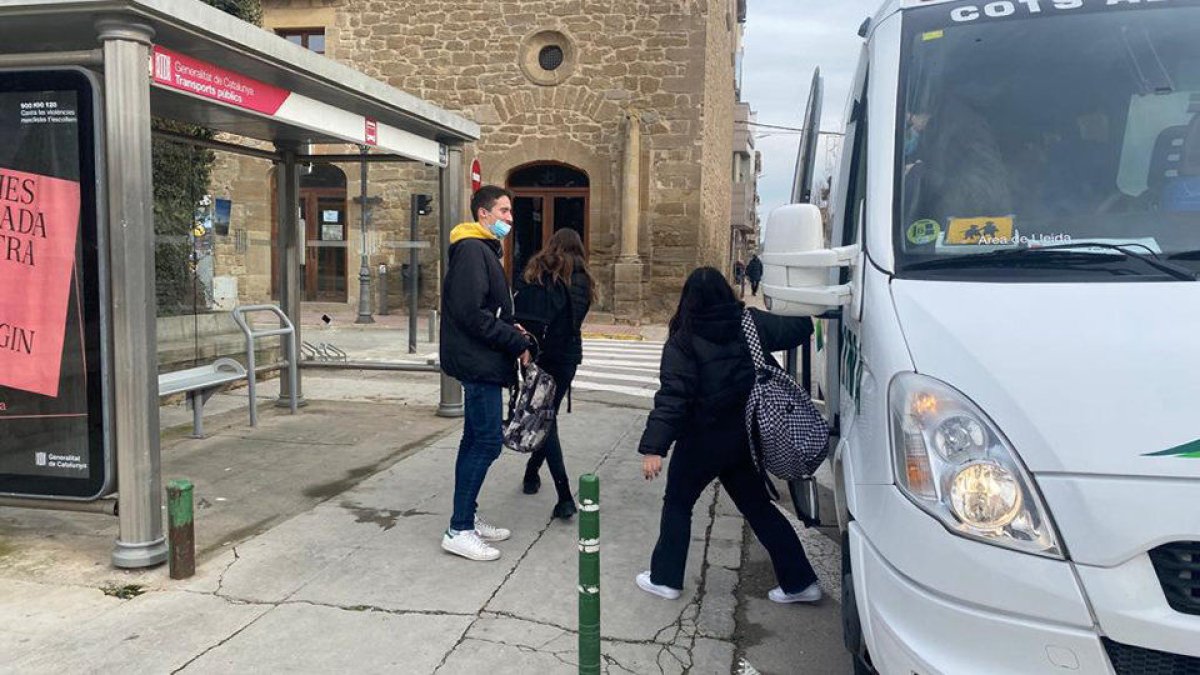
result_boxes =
[439,227,530,386]
[513,265,592,369]
[638,304,813,457]
[746,256,764,282]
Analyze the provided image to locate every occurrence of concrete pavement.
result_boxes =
[0,366,849,674]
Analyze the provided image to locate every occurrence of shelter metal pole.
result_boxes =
[437,148,464,417]
[355,146,374,324]
[97,18,167,569]
[275,142,305,406]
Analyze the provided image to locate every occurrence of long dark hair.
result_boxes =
[522,228,597,303]
[668,267,738,337]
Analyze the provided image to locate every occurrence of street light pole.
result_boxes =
[355,145,374,324]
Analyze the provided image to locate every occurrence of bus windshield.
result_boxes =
[896,0,1200,280]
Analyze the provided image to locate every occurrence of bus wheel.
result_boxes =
[842,527,875,674]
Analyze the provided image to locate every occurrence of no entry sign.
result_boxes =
[471,158,482,193]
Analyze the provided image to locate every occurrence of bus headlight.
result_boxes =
[889,373,1063,558]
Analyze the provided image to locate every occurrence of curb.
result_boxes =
[581,332,645,341]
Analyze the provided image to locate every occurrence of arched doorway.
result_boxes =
[272,163,349,301]
[506,162,589,282]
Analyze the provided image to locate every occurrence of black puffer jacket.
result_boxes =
[514,265,592,369]
[638,304,813,457]
[439,224,530,386]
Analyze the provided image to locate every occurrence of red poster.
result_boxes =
[151,45,290,116]
[0,168,81,397]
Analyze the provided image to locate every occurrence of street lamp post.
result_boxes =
[355,145,374,324]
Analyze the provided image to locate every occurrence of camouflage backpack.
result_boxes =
[503,361,558,454]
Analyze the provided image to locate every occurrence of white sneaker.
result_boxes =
[442,529,500,561]
[474,516,511,542]
[636,571,681,600]
[768,582,822,604]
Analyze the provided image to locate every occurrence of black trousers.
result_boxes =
[750,279,760,296]
[650,431,818,594]
[524,362,577,503]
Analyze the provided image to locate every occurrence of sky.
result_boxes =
[741,0,880,227]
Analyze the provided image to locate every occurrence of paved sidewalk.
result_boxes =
[1,400,746,674]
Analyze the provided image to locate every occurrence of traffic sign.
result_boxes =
[471,158,482,192]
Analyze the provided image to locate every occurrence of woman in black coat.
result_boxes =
[513,228,593,520]
[636,267,821,604]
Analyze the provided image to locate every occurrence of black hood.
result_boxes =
[688,302,745,344]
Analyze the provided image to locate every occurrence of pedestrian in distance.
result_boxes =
[733,259,746,297]
[439,185,534,562]
[746,254,763,296]
[513,228,594,520]
[635,267,822,604]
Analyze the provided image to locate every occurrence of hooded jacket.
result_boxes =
[746,256,764,282]
[439,222,530,386]
[513,261,592,369]
[637,304,813,457]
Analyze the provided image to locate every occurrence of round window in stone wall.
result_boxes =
[538,45,565,72]
[520,30,577,86]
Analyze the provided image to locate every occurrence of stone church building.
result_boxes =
[210,0,756,322]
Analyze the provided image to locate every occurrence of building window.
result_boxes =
[538,45,565,72]
[519,30,577,86]
[278,28,325,55]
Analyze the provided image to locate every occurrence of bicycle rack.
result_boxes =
[322,343,348,362]
[231,304,300,426]
[300,341,319,361]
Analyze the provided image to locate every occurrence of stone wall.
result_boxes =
[698,0,736,279]
[209,0,741,322]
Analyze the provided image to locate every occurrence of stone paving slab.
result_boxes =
[3,592,268,674]
[184,603,473,674]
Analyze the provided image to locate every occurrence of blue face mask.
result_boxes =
[490,218,512,239]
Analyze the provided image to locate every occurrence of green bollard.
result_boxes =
[578,474,601,675]
[167,479,195,580]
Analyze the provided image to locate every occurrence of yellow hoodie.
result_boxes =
[449,221,498,245]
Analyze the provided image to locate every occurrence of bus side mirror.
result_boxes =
[761,204,859,317]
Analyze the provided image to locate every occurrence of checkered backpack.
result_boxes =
[742,310,830,480]
[503,360,558,454]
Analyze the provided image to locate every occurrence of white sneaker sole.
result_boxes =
[768,584,822,604]
[441,539,500,562]
[636,572,681,600]
[476,529,511,543]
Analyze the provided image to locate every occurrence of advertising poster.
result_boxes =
[0,70,105,498]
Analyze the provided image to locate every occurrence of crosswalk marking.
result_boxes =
[573,369,660,385]
[574,339,665,398]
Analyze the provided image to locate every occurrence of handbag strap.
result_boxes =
[740,309,768,373]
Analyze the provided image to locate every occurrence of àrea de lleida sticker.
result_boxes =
[906,219,941,245]
[945,216,1014,245]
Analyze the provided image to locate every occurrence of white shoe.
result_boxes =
[636,571,681,600]
[768,582,822,604]
[474,516,511,542]
[442,529,500,561]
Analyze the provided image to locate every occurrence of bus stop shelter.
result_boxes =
[0,0,478,568]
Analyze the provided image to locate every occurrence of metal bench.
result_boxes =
[158,357,248,439]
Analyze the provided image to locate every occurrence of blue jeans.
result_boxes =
[450,382,504,532]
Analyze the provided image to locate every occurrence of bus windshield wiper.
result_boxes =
[905,242,1197,280]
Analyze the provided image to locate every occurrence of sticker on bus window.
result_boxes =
[922,30,945,42]
[906,219,941,245]
[945,216,1014,245]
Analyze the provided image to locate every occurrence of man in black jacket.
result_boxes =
[439,185,532,562]
[746,254,764,296]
